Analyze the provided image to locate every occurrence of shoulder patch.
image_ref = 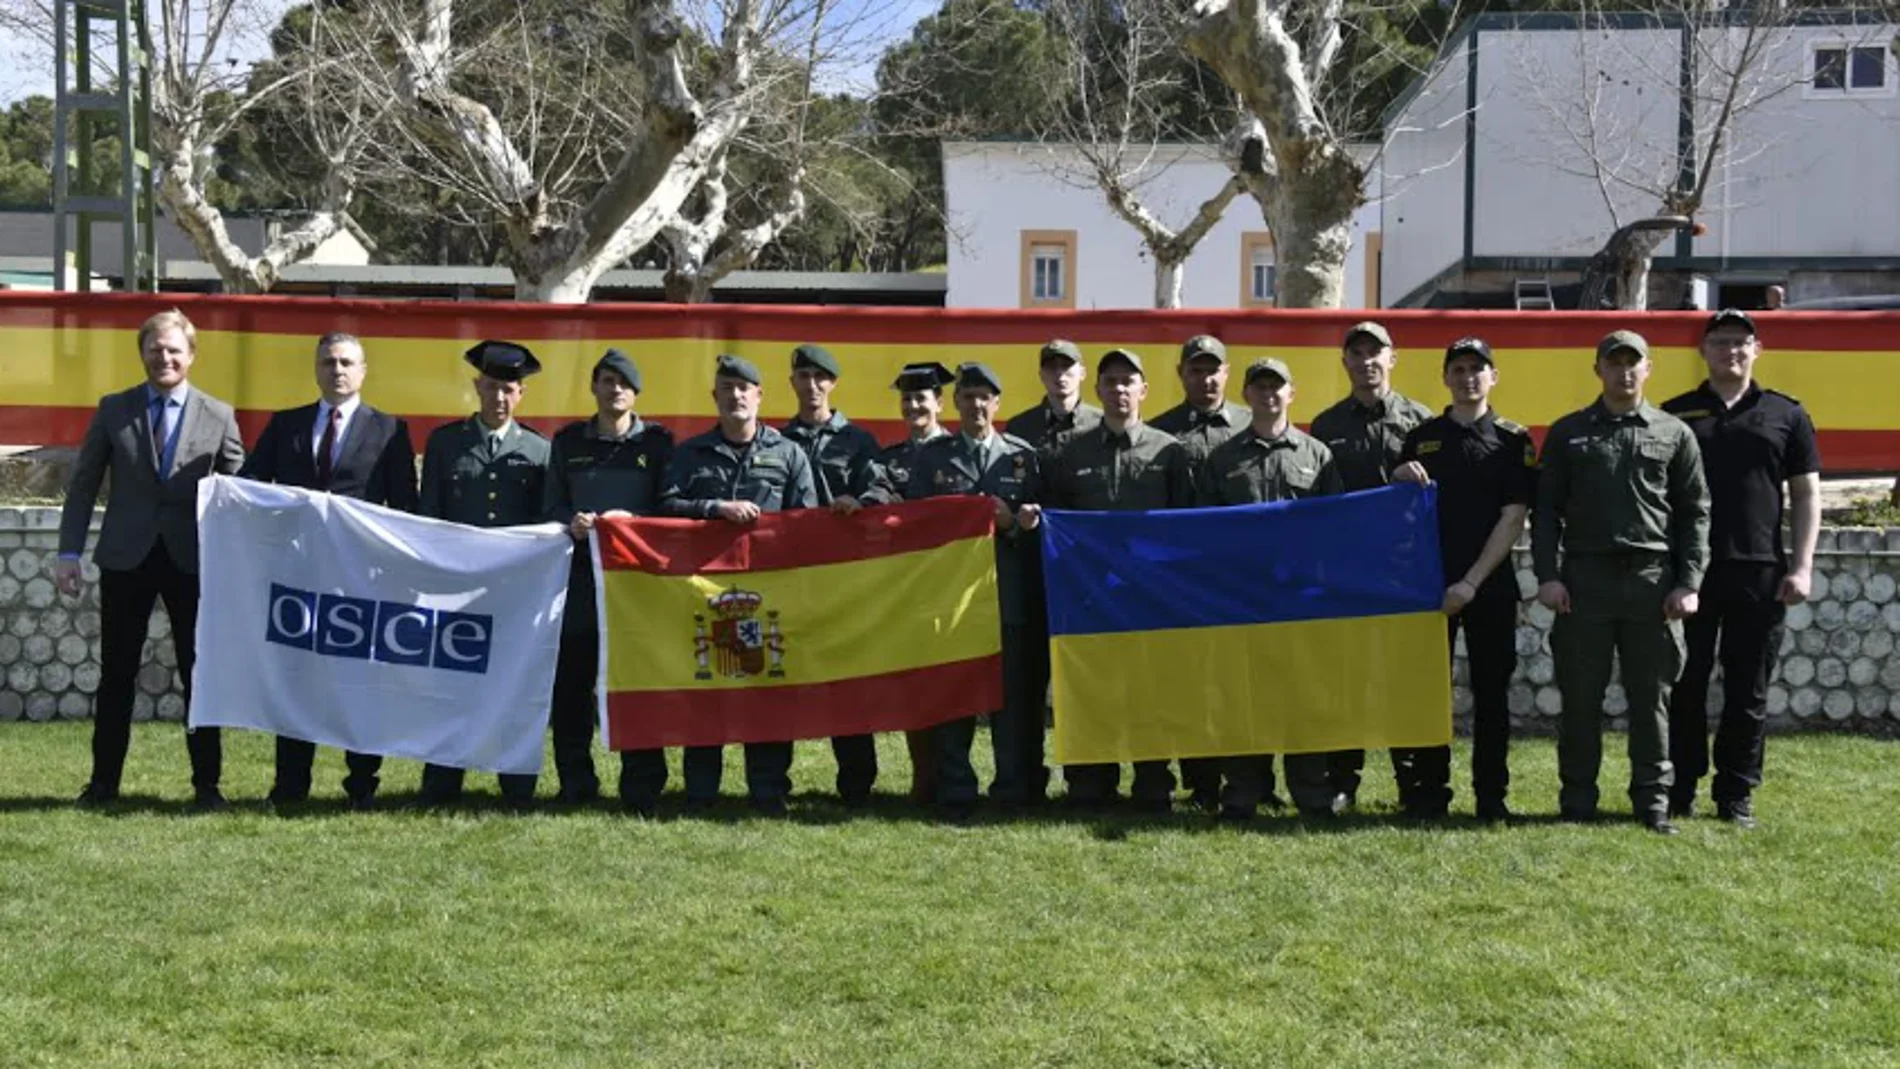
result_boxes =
[1415,440,1443,455]
[1493,416,1527,436]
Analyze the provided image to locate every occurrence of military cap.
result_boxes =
[715,353,762,385]
[1097,348,1145,375]
[1343,321,1394,350]
[1596,330,1651,362]
[1180,335,1228,364]
[955,362,1004,394]
[593,347,642,392]
[1039,339,1083,366]
[892,362,955,392]
[464,340,542,381]
[791,343,841,377]
[1703,308,1758,338]
[1443,336,1494,368]
[1244,357,1293,387]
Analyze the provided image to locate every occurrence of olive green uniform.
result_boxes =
[782,411,897,804]
[1310,389,1435,804]
[879,430,948,495]
[1045,421,1195,806]
[659,425,820,809]
[417,416,552,803]
[905,431,1043,807]
[543,417,672,807]
[1533,400,1711,820]
[1195,425,1346,815]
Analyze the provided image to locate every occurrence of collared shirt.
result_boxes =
[1002,398,1103,462]
[312,395,363,469]
[660,424,819,517]
[1533,398,1712,588]
[544,414,673,523]
[1401,408,1537,593]
[1045,420,1193,512]
[1150,399,1252,476]
[418,415,550,527]
[1310,389,1434,491]
[145,382,190,475]
[1662,381,1821,564]
[1195,424,1342,505]
[781,410,894,506]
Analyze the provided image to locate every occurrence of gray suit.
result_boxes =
[59,382,245,801]
[59,384,246,571]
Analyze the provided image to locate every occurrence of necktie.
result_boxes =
[317,406,341,487]
[150,396,169,473]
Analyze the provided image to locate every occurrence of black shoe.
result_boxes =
[75,784,119,808]
[1130,795,1173,815]
[1716,799,1757,830]
[416,789,461,808]
[347,793,376,813]
[1475,801,1513,823]
[684,797,716,815]
[939,801,976,824]
[1188,789,1221,812]
[1668,796,1695,820]
[556,785,599,806]
[501,794,537,812]
[621,795,659,818]
[750,796,788,818]
[1336,791,1359,810]
[838,790,871,810]
[1217,804,1254,823]
[191,788,229,813]
[1401,803,1449,822]
[1560,807,1598,824]
[265,787,309,810]
[1640,812,1679,836]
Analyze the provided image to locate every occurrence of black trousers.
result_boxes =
[1669,560,1785,805]
[831,734,878,802]
[1399,589,1518,812]
[93,545,219,794]
[271,739,382,803]
[548,621,603,800]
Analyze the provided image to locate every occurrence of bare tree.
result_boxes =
[1034,0,1244,309]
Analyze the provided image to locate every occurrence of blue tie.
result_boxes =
[150,396,169,473]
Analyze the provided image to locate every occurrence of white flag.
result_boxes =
[190,475,572,775]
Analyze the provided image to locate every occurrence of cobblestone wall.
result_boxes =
[4,508,1899,731]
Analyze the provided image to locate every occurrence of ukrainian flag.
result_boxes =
[1042,484,1453,764]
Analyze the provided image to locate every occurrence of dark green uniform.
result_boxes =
[1150,400,1251,476]
[904,432,1042,808]
[1533,400,1711,821]
[1195,425,1345,816]
[659,425,819,809]
[782,410,897,804]
[879,430,948,495]
[543,416,672,807]
[417,416,552,803]
[1046,421,1195,807]
[1309,389,1435,804]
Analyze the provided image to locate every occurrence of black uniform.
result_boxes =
[1661,382,1820,813]
[1399,409,1537,816]
[781,411,898,805]
[543,416,672,806]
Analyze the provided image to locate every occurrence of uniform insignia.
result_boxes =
[935,469,948,487]
[1416,440,1443,455]
[637,454,649,468]
[1013,454,1026,476]
[1672,409,1712,420]
[753,456,783,469]
[1076,467,1096,477]
[1524,444,1539,468]
[693,588,786,681]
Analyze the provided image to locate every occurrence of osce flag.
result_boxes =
[190,475,572,775]
[1042,483,1453,764]
[592,498,1002,748]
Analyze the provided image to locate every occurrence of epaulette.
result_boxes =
[999,432,1035,452]
[518,423,548,439]
[1761,386,1803,407]
[1494,416,1528,436]
[644,421,674,440]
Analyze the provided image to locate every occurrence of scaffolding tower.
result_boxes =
[52,0,158,293]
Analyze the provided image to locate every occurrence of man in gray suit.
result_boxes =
[56,308,246,809]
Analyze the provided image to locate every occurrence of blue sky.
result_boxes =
[1,0,941,104]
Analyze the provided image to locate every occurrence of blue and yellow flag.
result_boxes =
[1042,484,1453,764]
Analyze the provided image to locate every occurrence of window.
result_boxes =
[1238,231,1277,308]
[1019,230,1077,308]
[1809,42,1892,96]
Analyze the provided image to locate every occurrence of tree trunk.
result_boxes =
[1154,258,1185,309]
[1613,230,1672,311]
[1256,165,1359,309]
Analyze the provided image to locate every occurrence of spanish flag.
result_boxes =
[1042,484,1453,764]
[592,498,1003,749]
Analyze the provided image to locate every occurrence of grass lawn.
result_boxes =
[0,724,1895,1068]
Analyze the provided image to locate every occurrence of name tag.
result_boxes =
[1673,409,1712,420]
[1416,441,1443,455]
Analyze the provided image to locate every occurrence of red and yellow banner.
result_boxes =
[3,291,1898,470]
[591,497,1002,749]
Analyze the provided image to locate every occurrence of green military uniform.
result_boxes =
[1150,399,1251,477]
[417,341,554,805]
[1045,379,1195,809]
[1310,386,1435,804]
[1003,397,1103,461]
[661,365,819,811]
[543,356,672,810]
[1534,337,1711,826]
[879,430,947,495]
[1195,361,1346,817]
[905,393,1042,809]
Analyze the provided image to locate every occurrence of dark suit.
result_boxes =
[59,382,245,798]
[241,400,418,805]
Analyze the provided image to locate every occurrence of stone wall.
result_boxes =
[4,507,1899,731]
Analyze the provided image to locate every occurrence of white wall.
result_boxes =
[1380,38,1474,305]
[943,142,1382,309]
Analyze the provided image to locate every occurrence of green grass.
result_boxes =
[1,725,1896,1068]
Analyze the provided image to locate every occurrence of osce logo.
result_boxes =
[264,583,492,674]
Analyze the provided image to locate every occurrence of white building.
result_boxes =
[942,141,1384,310]
[1381,11,1900,309]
